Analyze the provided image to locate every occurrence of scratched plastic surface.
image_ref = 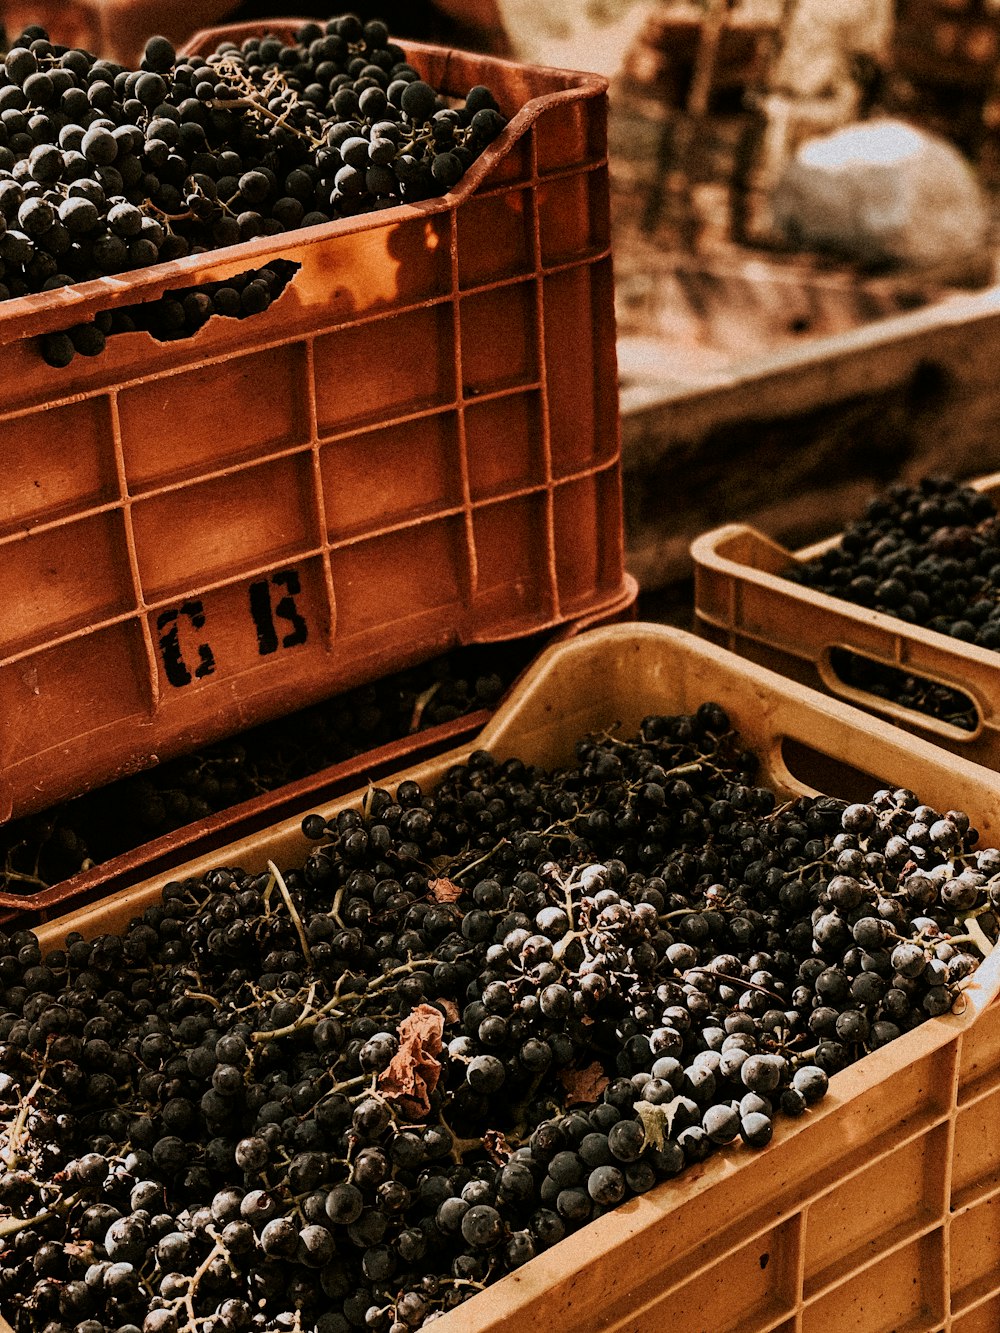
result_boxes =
[3,624,999,1333]
[0,26,627,822]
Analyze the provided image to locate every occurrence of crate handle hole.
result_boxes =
[39,259,301,366]
[821,646,980,737]
[779,736,894,806]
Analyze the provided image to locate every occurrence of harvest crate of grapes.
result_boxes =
[0,18,627,824]
[1,623,999,1333]
[692,470,1000,769]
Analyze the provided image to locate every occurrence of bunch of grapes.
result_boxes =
[0,702,994,1330]
[0,16,507,364]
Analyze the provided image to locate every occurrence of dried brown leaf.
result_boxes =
[437,997,460,1025]
[558,1060,609,1106]
[484,1128,513,1164]
[428,877,464,904]
[377,1003,445,1120]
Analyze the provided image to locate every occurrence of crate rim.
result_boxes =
[0,28,609,347]
[0,581,638,925]
[620,284,1000,428]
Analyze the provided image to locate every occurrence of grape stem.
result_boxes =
[453,840,511,882]
[0,1190,78,1238]
[167,1235,237,1332]
[438,1110,488,1163]
[409,681,442,733]
[0,860,53,892]
[683,966,787,1005]
[251,957,428,1041]
[209,95,323,147]
[329,884,346,928]
[3,1054,50,1169]
[266,859,313,967]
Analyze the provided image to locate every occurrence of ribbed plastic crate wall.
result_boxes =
[692,472,1000,768]
[10,624,1000,1333]
[0,27,627,822]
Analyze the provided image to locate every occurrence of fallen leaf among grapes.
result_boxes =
[429,877,463,903]
[64,1241,94,1261]
[558,1060,609,1106]
[437,997,460,1024]
[633,1098,690,1152]
[484,1128,513,1163]
[378,1004,445,1119]
[633,1101,666,1152]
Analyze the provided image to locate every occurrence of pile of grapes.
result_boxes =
[0,702,995,1331]
[0,640,527,896]
[0,16,507,363]
[785,475,1000,729]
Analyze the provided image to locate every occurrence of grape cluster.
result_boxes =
[785,475,1000,727]
[0,704,995,1331]
[0,640,521,896]
[0,17,506,356]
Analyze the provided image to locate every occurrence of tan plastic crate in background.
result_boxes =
[0,23,629,824]
[693,471,1000,769]
[4,623,1000,1333]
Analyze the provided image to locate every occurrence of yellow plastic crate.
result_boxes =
[4,624,998,1333]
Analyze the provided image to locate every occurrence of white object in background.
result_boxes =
[495,0,658,77]
[743,0,893,241]
[772,118,992,283]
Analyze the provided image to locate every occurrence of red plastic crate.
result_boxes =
[0,25,627,823]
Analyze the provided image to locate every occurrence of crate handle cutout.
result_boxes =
[778,736,894,806]
[40,260,301,366]
[0,31,610,349]
[818,645,983,742]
